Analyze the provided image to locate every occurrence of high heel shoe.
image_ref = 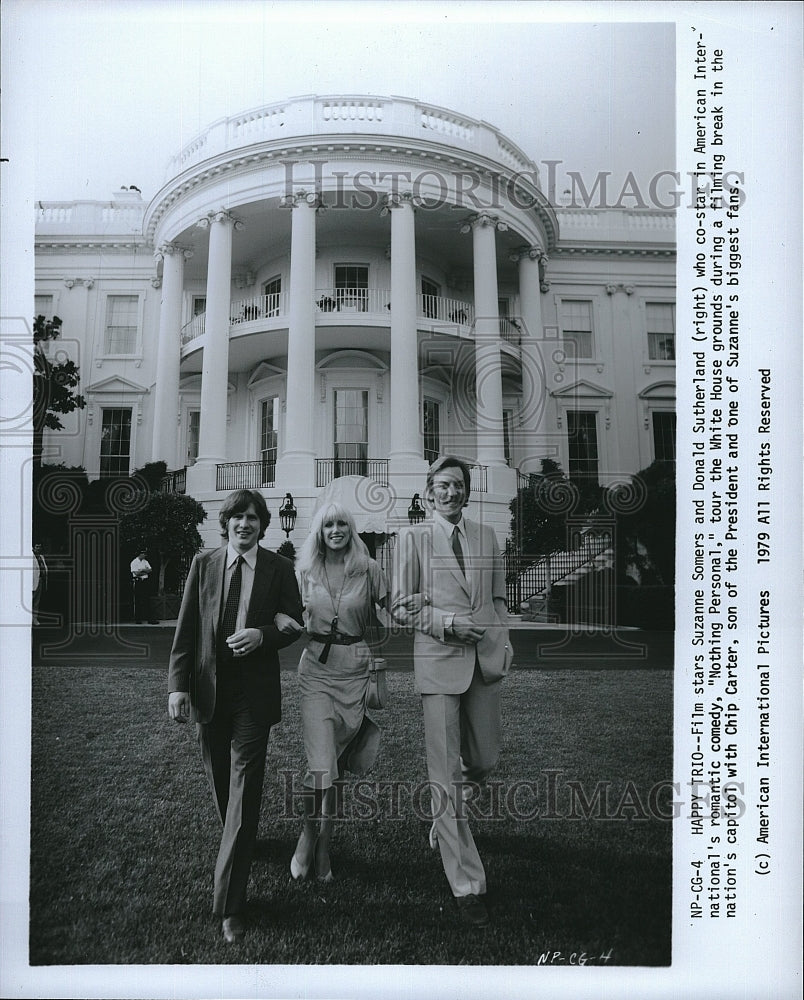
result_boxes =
[290,831,314,880]
[290,852,311,880]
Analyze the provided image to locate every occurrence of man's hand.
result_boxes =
[395,593,429,612]
[451,615,486,644]
[274,612,304,635]
[226,627,264,655]
[168,691,191,722]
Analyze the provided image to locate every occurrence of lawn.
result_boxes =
[29,662,672,966]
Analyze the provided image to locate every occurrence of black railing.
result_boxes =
[504,532,612,612]
[216,460,276,491]
[159,468,187,494]
[316,458,389,487]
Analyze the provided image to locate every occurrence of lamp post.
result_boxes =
[278,493,297,537]
[407,493,426,525]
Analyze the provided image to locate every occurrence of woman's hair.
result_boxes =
[296,502,370,580]
[218,489,271,539]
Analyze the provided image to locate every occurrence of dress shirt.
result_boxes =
[130,556,152,579]
[432,511,468,635]
[223,543,258,633]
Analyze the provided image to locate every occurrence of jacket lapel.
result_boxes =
[204,547,227,643]
[432,519,470,597]
[246,547,277,626]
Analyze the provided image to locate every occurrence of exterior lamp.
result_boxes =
[278,493,297,537]
[407,493,426,525]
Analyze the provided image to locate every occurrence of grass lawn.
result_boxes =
[30,663,672,966]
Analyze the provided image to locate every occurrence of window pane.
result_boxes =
[567,410,599,481]
[334,389,368,475]
[35,295,54,319]
[187,410,200,466]
[561,300,593,358]
[423,398,440,464]
[652,412,677,462]
[262,277,281,317]
[105,295,138,354]
[647,303,676,360]
[100,408,132,478]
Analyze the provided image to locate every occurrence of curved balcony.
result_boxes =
[180,290,477,346]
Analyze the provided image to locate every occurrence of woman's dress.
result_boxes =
[297,559,386,789]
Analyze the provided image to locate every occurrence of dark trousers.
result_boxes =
[197,677,271,917]
[132,578,151,622]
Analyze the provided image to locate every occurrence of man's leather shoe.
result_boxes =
[222,914,245,943]
[455,893,489,927]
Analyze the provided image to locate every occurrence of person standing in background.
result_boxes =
[32,543,48,626]
[130,549,158,624]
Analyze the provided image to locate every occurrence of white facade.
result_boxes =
[34,95,676,550]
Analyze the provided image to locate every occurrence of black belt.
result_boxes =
[309,632,363,664]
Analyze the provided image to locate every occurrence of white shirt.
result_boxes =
[223,542,259,632]
[130,556,152,580]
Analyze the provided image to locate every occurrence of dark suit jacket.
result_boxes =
[167,545,303,726]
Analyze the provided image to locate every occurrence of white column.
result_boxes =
[470,213,507,468]
[192,211,238,490]
[387,193,425,473]
[275,191,317,490]
[515,247,547,469]
[151,244,190,467]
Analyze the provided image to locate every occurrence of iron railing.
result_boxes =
[315,458,389,487]
[469,464,488,493]
[216,460,276,491]
[504,531,612,612]
[159,468,187,494]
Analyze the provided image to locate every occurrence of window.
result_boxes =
[334,389,368,476]
[421,277,440,319]
[104,295,138,354]
[192,296,206,317]
[262,276,281,317]
[652,411,677,462]
[423,398,440,464]
[260,397,279,485]
[503,408,513,465]
[560,300,593,359]
[334,265,369,310]
[498,297,517,339]
[100,408,132,478]
[567,410,599,482]
[35,294,54,320]
[186,409,200,467]
[647,302,676,361]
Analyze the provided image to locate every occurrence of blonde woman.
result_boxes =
[278,503,387,882]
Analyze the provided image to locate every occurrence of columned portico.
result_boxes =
[275,191,318,490]
[386,192,427,481]
[469,214,507,472]
[187,211,238,494]
[151,243,191,467]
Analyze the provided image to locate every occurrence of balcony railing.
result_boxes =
[159,467,187,494]
[216,460,276,491]
[180,291,477,346]
[469,464,488,493]
[316,458,389,487]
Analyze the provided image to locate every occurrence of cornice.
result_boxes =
[552,244,676,259]
[144,133,558,249]
[35,239,150,253]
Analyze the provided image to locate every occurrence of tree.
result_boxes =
[119,486,207,595]
[32,315,86,467]
[615,460,676,586]
[509,458,601,558]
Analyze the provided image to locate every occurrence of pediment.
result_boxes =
[316,349,387,371]
[248,361,287,386]
[639,380,676,400]
[551,379,613,399]
[86,375,148,395]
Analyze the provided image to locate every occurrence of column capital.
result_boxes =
[279,189,322,209]
[510,245,548,265]
[196,210,244,231]
[154,242,193,262]
[460,212,508,234]
[381,190,422,214]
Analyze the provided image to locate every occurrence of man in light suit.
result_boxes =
[392,455,512,927]
[168,489,303,943]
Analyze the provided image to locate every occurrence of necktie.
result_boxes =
[451,526,466,576]
[221,555,243,639]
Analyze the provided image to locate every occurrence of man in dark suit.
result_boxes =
[392,456,513,928]
[168,489,303,943]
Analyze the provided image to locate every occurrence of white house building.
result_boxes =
[34,94,675,551]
